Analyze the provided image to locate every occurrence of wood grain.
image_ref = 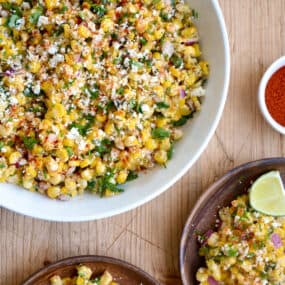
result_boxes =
[1,1,285,284]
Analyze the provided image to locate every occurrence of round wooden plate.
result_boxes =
[21,255,159,285]
[179,157,285,285]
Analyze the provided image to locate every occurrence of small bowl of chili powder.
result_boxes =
[258,56,285,135]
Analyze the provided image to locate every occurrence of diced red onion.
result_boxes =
[184,38,199,46]
[271,233,282,248]
[47,133,57,143]
[58,194,71,201]
[180,89,186,98]
[208,276,219,285]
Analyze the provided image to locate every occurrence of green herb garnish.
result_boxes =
[151,128,170,139]
[23,136,38,150]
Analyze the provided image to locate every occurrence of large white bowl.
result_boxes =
[0,0,230,221]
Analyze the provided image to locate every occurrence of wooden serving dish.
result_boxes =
[180,157,285,285]
[22,255,159,285]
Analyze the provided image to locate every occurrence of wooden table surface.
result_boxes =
[1,1,285,284]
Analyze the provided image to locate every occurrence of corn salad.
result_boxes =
[50,265,118,285]
[196,195,285,285]
[0,0,208,199]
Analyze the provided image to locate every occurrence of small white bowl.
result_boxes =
[258,56,285,135]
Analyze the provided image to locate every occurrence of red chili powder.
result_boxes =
[265,66,285,126]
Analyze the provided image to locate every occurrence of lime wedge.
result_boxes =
[249,171,285,216]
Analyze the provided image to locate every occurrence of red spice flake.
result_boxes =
[265,66,285,126]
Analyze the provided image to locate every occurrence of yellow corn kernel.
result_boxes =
[46,103,67,120]
[56,149,69,162]
[22,178,34,190]
[160,138,171,151]
[50,275,62,285]
[124,136,139,147]
[65,178,77,191]
[47,186,61,199]
[156,118,167,128]
[41,80,54,96]
[45,156,59,173]
[170,66,180,78]
[100,271,113,285]
[154,150,167,164]
[180,105,191,116]
[105,189,115,197]
[153,85,164,97]
[29,61,41,73]
[154,29,164,40]
[69,160,80,167]
[77,265,92,279]
[32,145,44,155]
[75,277,85,285]
[63,24,71,38]
[101,18,114,32]
[50,173,63,185]
[25,165,37,178]
[96,113,107,123]
[70,40,82,53]
[185,72,197,86]
[199,61,209,76]
[116,170,128,184]
[163,80,172,88]
[81,169,94,181]
[104,121,115,135]
[196,268,208,282]
[181,27,197,38]
[96,161,106,176]
[63,138,75,147]
[153,52,161,60]
[193,43,201,57]
[173,129,183,140]
[45,0,58,10]
[8,151,21,164]
[80,159,90,168]
[77,25,91,38]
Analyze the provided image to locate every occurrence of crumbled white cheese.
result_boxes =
[37,16,49,27]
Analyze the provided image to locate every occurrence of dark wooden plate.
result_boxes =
[21,255,159,285]
[179,157,285,285]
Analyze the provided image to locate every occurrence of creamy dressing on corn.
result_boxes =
[0,0,208,198]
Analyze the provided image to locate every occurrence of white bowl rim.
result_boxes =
[1,0,230,222]
[258,56,285,135]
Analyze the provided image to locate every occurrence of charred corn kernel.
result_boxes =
[47,186,61,199]
[9,151,21,164]
[75,277,84,285]
[154,150,167,164]
[80,159,90,168]
[116,170,128,184]
[29,61,41,73]
[180,105,191,116]
[95,161,106,176]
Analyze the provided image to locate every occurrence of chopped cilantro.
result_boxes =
[23,136,38,150]
[129,98,137,110]
[65,146,73,157]
[87,180,96,191]
[23,87,39,98]
[170,54,183,68]
[167,143,174,160]
[192,9,199,19]
[160,11,170,21]
[29,6,44,25]
[117,86,124,95]
[97,171,124,196]
[95,139,113,156]
[0,163,5,169]
[172,114,193,127]
[226,248,238,257]
[0,141,4,150]
[151,128,170,139]
[7,14,21,29]
[85,84,99,99]
[126,171,138,182]
[59,5,68,13]
[91,4,106,17]
[156,102,169,109]
[140,37,147,46]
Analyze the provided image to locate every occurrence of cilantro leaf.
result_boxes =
[126,171,138,182]
[156,102,169,109]
[23,136,38,150]
[151,128,170,139]
[29,6,44,25]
